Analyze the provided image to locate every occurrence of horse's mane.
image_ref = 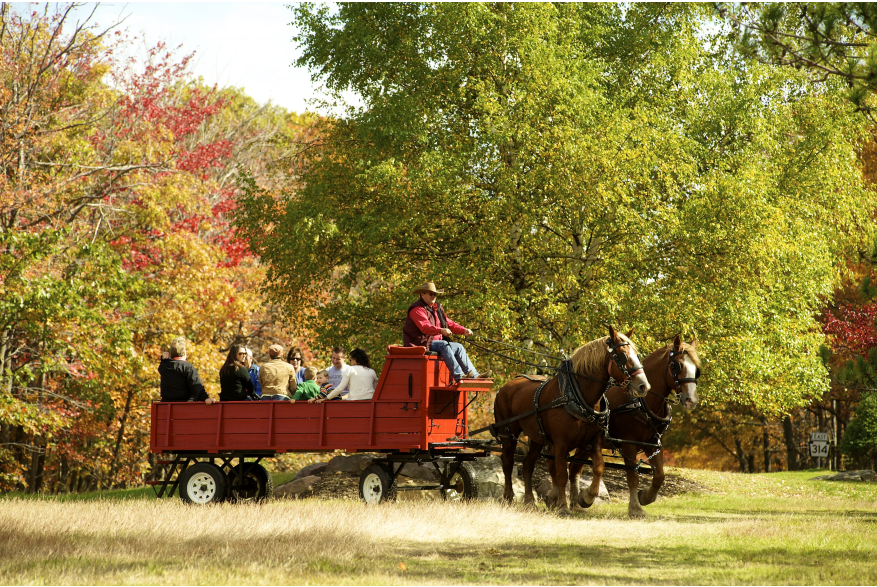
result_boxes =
[659,340,701,368]
[570,333,638,376]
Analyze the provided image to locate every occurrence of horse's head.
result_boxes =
[606,326,650,398]
[667,334,700,411]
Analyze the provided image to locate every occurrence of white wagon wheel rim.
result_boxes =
[443,471,465,501]
[187,472,217,504]
[362,473,384,504]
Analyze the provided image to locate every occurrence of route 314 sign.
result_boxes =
[810,432,830,457]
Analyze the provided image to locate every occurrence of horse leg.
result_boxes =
[521,440,543,506]
[576,437,604,508]
[638,451,665,507]
[568,451,585,509]
[545,458,558,508]
[500,432,518,504]
[553,441,572,516]
[622,445,646,518]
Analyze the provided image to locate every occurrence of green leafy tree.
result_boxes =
[237,3,876,414]
[840,393,877,468]
[717,3,877,116]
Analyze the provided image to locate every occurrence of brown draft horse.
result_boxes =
[550,335,701,517]
[493,327,651,516]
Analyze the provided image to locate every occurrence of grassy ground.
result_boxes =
[1,468,876,585]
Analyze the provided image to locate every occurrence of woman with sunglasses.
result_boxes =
[286,347,306,384]
[219,344,257,401]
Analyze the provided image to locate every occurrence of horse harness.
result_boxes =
[606,349,700,460]
[478,339,645,444]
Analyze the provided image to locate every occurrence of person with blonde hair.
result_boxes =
[291,366,321,401]
[158,337,214,404]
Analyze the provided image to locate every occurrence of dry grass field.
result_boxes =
[1,468,876,585]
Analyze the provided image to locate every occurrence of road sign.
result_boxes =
[811,432,829,442]
[810,440,829,457]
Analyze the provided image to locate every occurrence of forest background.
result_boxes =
[4,2,877,494]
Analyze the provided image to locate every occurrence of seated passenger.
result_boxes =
[326,346,351,399]
[312,348,377,402]
[219,344,257,401]
[287,346,307,384]
[260,344,298,400]
[291,367,321,402]
[246,348,262,398]
[158,337,214,404]
[314,369,338,400]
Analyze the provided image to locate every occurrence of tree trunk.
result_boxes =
[108,386,135,485]
[761,417,771,473]
[734,437,748,472]
[782,414,798,471]
[746,453,756,474]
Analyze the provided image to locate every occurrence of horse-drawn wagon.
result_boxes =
[149,330,700,517]
[149,345,494,504]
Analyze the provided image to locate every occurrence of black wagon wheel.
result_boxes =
[359,464,397,504]
[440,461,478,502]
[227,462,274,503]
[180,462,228,504]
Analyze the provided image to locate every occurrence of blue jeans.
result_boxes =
[430,339,477,382]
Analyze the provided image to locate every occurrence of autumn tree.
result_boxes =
[0,4,308,492]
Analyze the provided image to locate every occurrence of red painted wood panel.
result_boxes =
[150,348,492,454]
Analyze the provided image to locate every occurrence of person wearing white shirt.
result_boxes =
[313,348,378,402]
[326,346,352,399]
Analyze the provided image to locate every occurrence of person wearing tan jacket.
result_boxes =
[259,344,298,399]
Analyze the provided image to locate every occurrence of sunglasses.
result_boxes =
[291,357,302,361]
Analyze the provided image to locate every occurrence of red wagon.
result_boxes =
[149,346,494,504]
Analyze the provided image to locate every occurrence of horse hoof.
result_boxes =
[628,508,648,519]
[637,489,654,506]
[557,508,573,518]
[523,495,536,506]
[576,494,593,509]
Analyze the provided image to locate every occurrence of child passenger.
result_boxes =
[291,366,321,402]
[312,369,337,401]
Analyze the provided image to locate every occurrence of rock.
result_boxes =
[578,475,610,500]
[293,462,329,481]
[396,462,439,481]
[536,476,610,506]
[324,454,376,474]
[470,455,525,501]
[810,469,876,482]
[275,475,321,498]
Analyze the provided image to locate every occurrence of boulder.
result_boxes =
[396,462,439,481]
[275,475,321,498]
[324,454,376,474]
[537,476,610,506]
[470,455,525,501]
[810,469,876,482]
[293,462,329,481]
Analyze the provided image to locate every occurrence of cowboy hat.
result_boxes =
[412,282,444,295]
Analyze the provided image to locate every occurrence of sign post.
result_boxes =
[810,432,830,468]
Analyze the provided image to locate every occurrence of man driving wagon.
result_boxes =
[402,282,491,383]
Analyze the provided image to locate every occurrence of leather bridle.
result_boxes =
[668,348,699,390]
[607,339,645,382]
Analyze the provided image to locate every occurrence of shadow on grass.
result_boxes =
[389,541,877,585]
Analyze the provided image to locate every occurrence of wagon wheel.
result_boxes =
[440,461,478,502]
[227,462,274,503]
[359,464,397,504]
[180,462,228,504]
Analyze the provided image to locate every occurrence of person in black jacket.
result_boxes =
[158,337,214,404]
[219,344,257,401]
